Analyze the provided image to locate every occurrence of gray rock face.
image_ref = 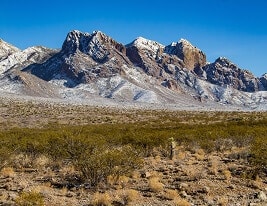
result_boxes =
[259,73,267,90]
[202,57,260,92]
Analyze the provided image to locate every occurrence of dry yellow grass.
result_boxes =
[176,151,186,160]
[107,175,129,189]
[0,167,15,178]
[218,196,228,206]
[148,176,164,193]
[163,189,179,200]
[131,170,140,179]
[91,192,112,206]
[173,197,191,206]
[114,189,140,205]
[33,155,50,169]
[223,169,232,182]
[194,149,205,160]
[208,158,219,175]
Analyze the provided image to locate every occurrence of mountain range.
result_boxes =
[0,30,267,110]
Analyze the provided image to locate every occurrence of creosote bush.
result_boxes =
[15,191,44,206]
[76,145,142,187]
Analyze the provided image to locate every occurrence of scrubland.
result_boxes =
[0,98,266,205]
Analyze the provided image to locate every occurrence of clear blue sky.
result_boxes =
[1,0,266,76]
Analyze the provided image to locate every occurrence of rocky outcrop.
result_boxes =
[62,30,126,63]
[126,37,165,76]
[164,39,207,70]
[202,57,260,92]
[259,73,267,90]
[23,30,130,87]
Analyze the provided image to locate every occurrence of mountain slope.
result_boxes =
[0,30,266,110]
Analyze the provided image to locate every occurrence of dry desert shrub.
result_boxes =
[217,196,229,206]
[15,191,44,206]
[163,189,179,200]
[148,176,164,193]
[223,169,232,182]
[194,148,205,160]
[12,154,33,169]
[173,197,191,206]
[130,170,140,179]
[176,150,186,160]
[154,155,161,163]
[91,192,112,206]
[208,158,219,175]
[183,165,203,180]
[107,175,129,189]
[33,155,50,169]
[114,189,140,205]
[0,167,15,178]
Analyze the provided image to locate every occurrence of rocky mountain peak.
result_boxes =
[202,57,260,92]
[91,30,126,54]
[164,38,206,70]
[62,30,91,54]
[62,30,126,59]
[178,38,193,46]
[0,39,21,61]
[214,57,236,68]
[128,37,164,53]
[126,37,165,75]
[260,73,267,90]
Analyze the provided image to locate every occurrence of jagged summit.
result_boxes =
[178,38,193,46]
[127,36,164,51]
[62,30,125,57]
[164,38,206,70]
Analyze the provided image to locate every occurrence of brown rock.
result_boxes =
[165,39,207,70]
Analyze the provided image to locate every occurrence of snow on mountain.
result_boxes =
[0,39,20,61]
[0,46,57,75]
[0,30,266,110]
[127,37,164,57]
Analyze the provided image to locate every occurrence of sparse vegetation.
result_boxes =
[148,176,164,193]
[0,99,266,205]
[91,192,112,206]
[15,191,44,206]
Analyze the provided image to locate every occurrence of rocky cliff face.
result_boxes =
[259,74,267,90]
[164,39,207,70]
[199,57,260,92]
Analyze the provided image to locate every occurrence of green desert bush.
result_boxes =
[76,145,142,187]
[250,136,267,173]
[15,191,44,206]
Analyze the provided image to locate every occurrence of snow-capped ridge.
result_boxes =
[0,29,267,110]
[178,38,192,45]
[128,36,164,49]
